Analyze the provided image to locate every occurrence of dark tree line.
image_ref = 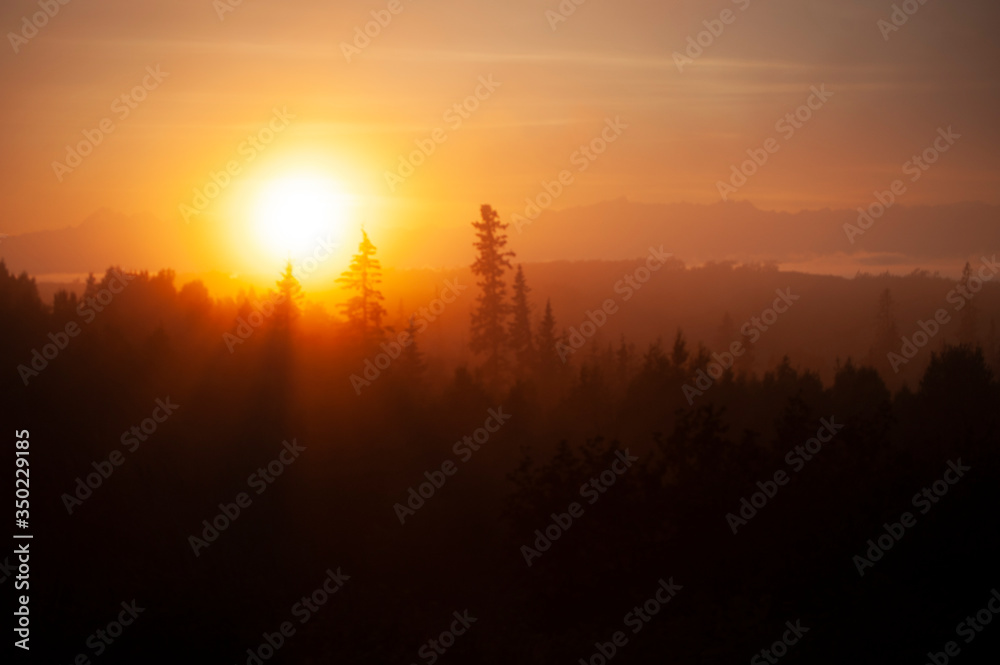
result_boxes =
[0,213,998,663]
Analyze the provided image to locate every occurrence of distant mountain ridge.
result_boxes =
[511,198,1000,264]
[2,200,998,278]
[0,208,199,276]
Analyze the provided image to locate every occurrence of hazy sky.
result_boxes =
[1,0,998,258]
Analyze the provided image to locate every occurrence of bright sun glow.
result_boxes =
[253,173,352,260]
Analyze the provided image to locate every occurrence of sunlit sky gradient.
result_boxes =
[1,0,998,271]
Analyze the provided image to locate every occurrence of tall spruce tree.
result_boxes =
[470,204,515,384]
[509,264,534,375]
[275,260,303,325]
[536,298,559,373]
[337,229,387,346]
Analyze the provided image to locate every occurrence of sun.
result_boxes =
[252,173,352,261]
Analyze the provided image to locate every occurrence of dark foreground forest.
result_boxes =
[2,223,999,663]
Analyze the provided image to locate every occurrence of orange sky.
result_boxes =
[1,0,998,273]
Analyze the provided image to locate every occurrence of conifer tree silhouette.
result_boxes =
[275,260,303,325]
[337,229,387,346]
[470,204,514,385]
[535,298,559,373]
[509,264,534,375]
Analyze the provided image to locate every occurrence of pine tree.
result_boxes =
[275,261,303,325]
[535,298,559,373]
[470,204,515,384]
[509,264,534,374]
[337,229,387,346]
